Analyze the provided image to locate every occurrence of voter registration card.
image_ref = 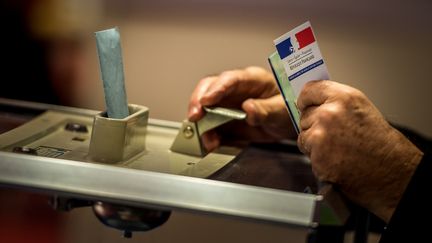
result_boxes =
[269,21,330,133]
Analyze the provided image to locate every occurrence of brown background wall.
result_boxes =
[3,0,431,242]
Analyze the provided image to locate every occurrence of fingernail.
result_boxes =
[247,100,257,113]
[243,100,258,125]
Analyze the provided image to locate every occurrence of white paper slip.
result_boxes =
[273,21,330,97]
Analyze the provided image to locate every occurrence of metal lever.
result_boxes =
[170,107,246,156]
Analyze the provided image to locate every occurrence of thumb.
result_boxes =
[242,95,289,127]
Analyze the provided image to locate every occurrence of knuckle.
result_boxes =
[244,66,262,73]
[198,76,215,86]
[302,80,315,92]
[317,105,341,124]
[219,70,239,85]
[220,70,236,79]
[310,127,325,142]
[338,86,364,104]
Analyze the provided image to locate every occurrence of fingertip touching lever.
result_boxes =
[170,107,246,157]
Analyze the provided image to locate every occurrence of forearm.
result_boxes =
[340,129,423,223]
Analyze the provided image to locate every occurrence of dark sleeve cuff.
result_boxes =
[393,124,432,152]
[379,152,432,242]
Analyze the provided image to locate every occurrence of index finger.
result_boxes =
[201,68,278,106]
[297,80,332,113]
[188,76,217,121]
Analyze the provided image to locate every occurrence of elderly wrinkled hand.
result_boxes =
[188,66,296,151]
[296,80,423,222]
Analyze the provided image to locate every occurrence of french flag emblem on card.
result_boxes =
[276,27,316,59]
[296,27,315,49]
[273,21,330,97]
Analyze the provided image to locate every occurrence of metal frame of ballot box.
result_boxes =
[0,98,372,243]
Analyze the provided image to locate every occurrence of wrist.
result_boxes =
[338,130,423,223]
[367,133,423,222]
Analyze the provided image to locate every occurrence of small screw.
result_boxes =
[183,125,194,139]
[13,147,37,155]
